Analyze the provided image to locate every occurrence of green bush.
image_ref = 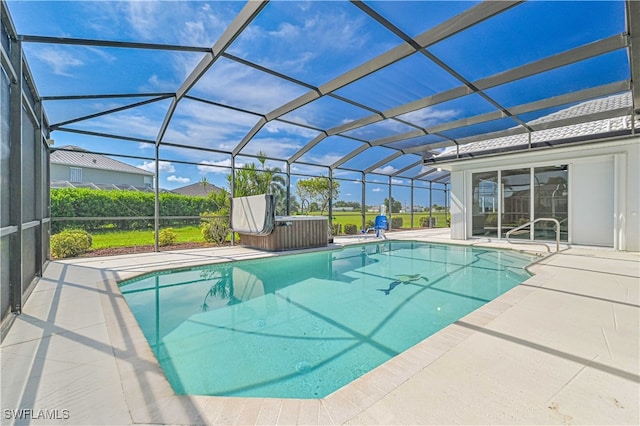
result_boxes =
[51,188,222,233]
[391,217,403,229]
[200,212,230,245]
[331,223,342,236]
[344,224,358,235]
[158,228,177,246]
[50,229,93,259]
[419,216,438,227]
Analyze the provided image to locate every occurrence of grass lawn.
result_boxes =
[87,212,450,250]
[330,211,450,229]
[91,226,204,249]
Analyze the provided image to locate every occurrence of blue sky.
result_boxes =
[6,1,628,205]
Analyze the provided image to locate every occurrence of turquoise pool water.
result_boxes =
[119,241,535,399]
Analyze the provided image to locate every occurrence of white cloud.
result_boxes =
[372,188,383,192]
[391,178,405,185]
[83,112,162,140]
[139,160,175,173]
[233,7,371,75]
[32,47,84,77]
[373,165,397,175]
[303,153,344,166]
[241,137,302,159]
[167,175,190,183]
[400,107,460,128]
[190,60,307,113]
[197,159,240,174]
[163,98,258,149]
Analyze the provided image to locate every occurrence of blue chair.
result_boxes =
[362,215,388,238]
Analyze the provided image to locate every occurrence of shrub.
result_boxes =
[50,229,92,259]
[50,188,223,233]
[331,223,342,236]
[158,228,177,246]
[419,216,438,227]
[391,217,403,229]
[200,212,230,245]
[344,224,358,235]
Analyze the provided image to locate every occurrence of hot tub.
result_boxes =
[238,215,328,251]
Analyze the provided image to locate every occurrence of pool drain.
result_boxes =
[295,361,312,374]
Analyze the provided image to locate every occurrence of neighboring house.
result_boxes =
[50,145,154,190]
[171,182,222,197]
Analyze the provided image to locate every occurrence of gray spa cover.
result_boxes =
[230,194,276,235]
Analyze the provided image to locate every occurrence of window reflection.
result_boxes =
[472,171,498,237]
[501,168,531,239]
[534,165,568,241]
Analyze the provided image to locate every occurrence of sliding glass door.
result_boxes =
[534,165,568,241]
[500,168,531,239]
[472,166,568,242]
[471,171,498,237]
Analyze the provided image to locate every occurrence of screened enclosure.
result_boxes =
[1,1,639,325]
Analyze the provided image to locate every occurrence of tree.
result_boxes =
[295,176,340,215]
[383,196,402,213]
[200,176,210,189]
[228,152,287,214]
[334,200,361,210]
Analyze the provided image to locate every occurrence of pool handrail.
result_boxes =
[505,217,561,253]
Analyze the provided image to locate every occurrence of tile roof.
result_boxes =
[50,146,154,176]
[436,93,637,158]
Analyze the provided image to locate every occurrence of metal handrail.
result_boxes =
[505,217,561,253]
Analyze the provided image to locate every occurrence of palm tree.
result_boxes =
[230,152,287,214]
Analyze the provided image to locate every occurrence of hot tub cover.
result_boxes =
[231,194,276,235]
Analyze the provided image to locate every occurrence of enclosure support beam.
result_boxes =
[8,37,23,314]
[429,182,433,229]
[410,179,415,229]
[627,0,640,114]
[328,170,334,242]
[154,145,160,252]
[361,172,366,232]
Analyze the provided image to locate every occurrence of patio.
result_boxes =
[1,230,638,425]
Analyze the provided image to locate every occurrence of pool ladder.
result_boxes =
[505,218,561,253]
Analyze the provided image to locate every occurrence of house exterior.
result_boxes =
[50,145,154,190]
[171,182,221,197]
[435,94,640,251]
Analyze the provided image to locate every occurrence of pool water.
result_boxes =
[119,241,535,399]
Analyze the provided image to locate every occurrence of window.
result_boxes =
[70,167,82,183]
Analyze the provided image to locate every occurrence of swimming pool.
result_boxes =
[119,241,535,399]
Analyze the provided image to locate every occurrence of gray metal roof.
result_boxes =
[50,146,154,176]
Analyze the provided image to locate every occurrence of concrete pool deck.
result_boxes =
[1,229,638,425]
